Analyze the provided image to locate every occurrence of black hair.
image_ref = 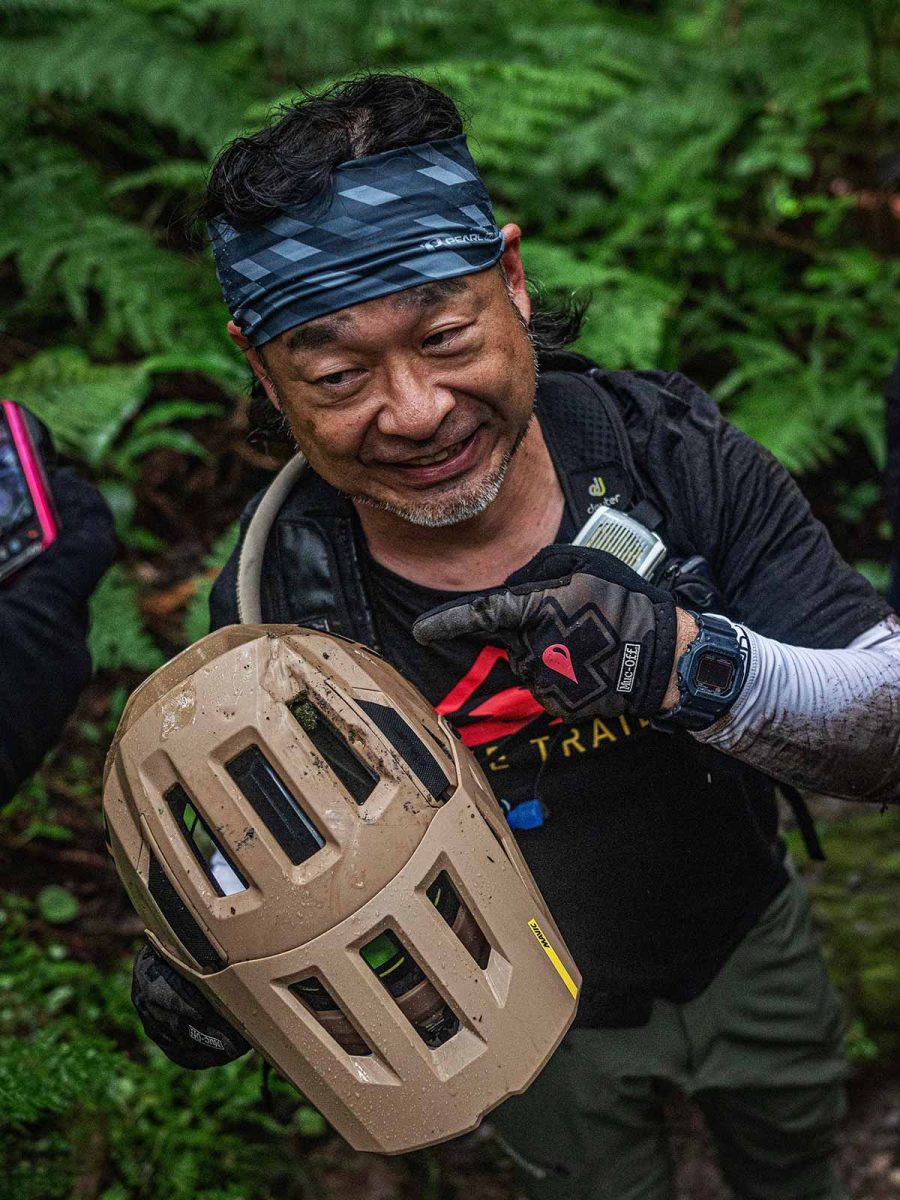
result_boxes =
[204,75,464,225]
[205,73,588,430]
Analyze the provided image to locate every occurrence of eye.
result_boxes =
[315,368,363,388]
[422,326,467,350]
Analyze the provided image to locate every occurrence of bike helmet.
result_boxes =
[103,625,580,1153]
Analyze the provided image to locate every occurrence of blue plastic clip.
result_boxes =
[505,799,546,830]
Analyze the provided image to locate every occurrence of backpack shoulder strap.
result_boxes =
[536,365,664,533]
[232,453,380,648]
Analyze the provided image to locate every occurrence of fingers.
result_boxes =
[412,589,527,645]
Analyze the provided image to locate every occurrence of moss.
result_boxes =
[791,808,900,1059]
[287,691,318,733]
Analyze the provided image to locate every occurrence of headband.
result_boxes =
[208,135,505,347]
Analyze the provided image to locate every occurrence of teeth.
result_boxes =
[405,440,461,467]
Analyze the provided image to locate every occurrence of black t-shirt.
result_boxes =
[361,371,890,1028]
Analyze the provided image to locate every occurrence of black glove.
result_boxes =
[132,942,251,1069]
[413,545,677,721]
[0,467,117,805]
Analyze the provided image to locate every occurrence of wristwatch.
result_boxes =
[659,611,749,731]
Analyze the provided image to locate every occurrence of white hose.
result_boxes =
[235,453,309,624]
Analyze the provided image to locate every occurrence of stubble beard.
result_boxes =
[352,418,532,528]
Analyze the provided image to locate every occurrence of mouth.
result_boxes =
[376,429,483,486]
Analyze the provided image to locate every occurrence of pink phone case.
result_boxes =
[1,400,58,556]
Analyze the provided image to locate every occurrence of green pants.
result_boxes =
[489,868,848,1200]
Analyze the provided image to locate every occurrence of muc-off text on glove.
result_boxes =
[413,545,678,721]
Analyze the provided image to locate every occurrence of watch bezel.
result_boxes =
[662,612,748,730]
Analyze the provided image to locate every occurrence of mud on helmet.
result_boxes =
[103,625,580,1153]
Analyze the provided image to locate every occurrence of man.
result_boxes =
[133,74,899,1199]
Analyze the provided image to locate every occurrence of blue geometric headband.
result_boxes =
[208,135,505,347]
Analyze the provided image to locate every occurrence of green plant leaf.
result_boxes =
[88,565,165,672]
[36,886,80,925]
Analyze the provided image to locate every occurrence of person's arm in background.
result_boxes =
[886,359,900,612]
[0,467,116,806]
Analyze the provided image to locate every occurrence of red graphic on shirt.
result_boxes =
[435,645,547,748]
[541,643,577,683]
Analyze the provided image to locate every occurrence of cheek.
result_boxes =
[290,410,366,473]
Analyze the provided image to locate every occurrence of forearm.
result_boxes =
[691,616,900,804]
[0,587,93,806]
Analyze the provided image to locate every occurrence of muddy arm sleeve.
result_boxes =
[693,616,900,804]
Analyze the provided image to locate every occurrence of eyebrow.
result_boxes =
[282,278,470,354]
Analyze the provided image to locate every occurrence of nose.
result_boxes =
[374,360,456,443]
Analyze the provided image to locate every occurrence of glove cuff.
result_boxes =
[132,942,250,1070]
[640,597,678,715]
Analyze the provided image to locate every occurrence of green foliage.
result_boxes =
[89,565,165,672]
[0,896,325,1200]
[0,1027,116,1124]
[182,520,240,645]
[36,886,80,924]
[787,807,900,1060]
[0,350,155,465]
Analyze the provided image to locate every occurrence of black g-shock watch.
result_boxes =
[659,611,749,731]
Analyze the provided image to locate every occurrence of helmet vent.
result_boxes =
[147,849,223,971]
[356,700,452,802]
[427,871,490,969]
[225,745,325,865]
[287,693,378,805]
[289,976,373,1057]
[360,927,460,1049]
[166,783,248,897]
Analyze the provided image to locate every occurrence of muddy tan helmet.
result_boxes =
[103,625,580,1153]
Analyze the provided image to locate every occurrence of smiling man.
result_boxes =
[131,75,900,1199]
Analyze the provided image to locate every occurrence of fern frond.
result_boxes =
[718,349,885,475]
[0,349,240,464]
[88,564,164,672]
[0,4,254,153]
[107,160,209,198]
[522,240,681,369]
[0,140,224,354]
[0,350,153,464]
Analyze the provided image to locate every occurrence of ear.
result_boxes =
[498,223,531,325]
[226,320,282,411]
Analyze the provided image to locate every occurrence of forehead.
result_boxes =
[274,275,485,355]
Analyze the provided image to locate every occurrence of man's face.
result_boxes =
[237,231,536,527]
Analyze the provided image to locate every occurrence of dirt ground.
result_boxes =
[295,1070,900,1199]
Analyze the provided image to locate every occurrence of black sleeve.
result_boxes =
[626,372,893,648]
[0,470,116,806]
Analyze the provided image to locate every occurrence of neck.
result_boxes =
[356,418,564,590]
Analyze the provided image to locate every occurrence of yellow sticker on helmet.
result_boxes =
[528,918,578,998]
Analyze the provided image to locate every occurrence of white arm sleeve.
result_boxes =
[692,615,900,804]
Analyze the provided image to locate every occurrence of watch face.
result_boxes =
[695,652,736,694]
